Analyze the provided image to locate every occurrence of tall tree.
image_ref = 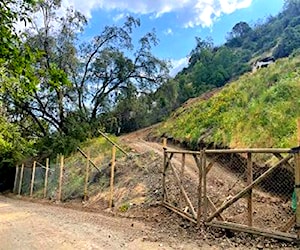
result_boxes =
[5,1,168,143]
[0,0,37,190]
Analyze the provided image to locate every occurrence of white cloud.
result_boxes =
[113,13,126,22]
[61,0,253,27]
[170,57,189,77]
[164,28,173,36]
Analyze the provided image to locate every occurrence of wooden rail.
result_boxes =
[166,148,292,155]
[77,147,101,173]
[98,130,128,156]
[161,142,298,242]
[206,221,297,242]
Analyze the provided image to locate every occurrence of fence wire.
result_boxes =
[163,149,297,237]
[15,148,114,202]
[205,151,295,234]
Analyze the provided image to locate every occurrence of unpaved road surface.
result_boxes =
[120,128,243,189]
[1,128,296,250]
[0,195,205,250]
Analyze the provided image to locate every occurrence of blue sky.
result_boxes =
[61,0,285,75]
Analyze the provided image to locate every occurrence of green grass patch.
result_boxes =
[156,56,300,149]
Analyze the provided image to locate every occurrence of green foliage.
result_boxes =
[119,202,131,212]
[0,113,36,168]
[0,1,37,174]
[157,56,300,149]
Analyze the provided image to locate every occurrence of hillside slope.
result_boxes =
[135,2,300,135]
[154,56,300,149]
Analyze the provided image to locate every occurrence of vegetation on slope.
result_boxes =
[140,0,300,127]
[156,56,300,149]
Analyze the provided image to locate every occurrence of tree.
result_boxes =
[231,22,252,38]
[273,25,300,58]
[188,37,213,66]
[0,0,37,190]
[3,1,168,150]
[284,0,300,16]
[78,19,168,122]
[226,22,252,48]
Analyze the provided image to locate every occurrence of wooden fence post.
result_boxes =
[197,153,202,226]
[18,163,24,195]
[44,158,49,198]
[109,146,116,209]
[58,155,64,202]
[30,161,36,197]
[162,138,168,203]
[297,118,300,145]
[247,152,253,227]
[180,153,185,209]
[202,150,208,222]
[162,138,167,149]
[162,148,167,203]
[13,165,19,194]
[84,151,90,201]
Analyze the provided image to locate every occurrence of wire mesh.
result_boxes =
[204,151,295,235]
[14,150,113,202]
[163,152,201,219]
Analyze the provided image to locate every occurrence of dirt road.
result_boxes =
[0,195,206,250]
[1,129,295,250]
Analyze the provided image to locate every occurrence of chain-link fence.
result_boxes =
[204,150,295,233]
[162,147,299,241]
[13,131,134,213]
[162,151,201,223]
[13,145,116,203]
[14,163,46,197]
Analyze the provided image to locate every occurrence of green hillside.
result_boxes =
[155,56,300,149]
[136,1,300,131]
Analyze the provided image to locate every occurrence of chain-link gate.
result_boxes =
[162,147,300,242]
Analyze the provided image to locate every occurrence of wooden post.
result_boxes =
[247,152,253,226]
[98,130,128,156]
[44,158,49,198]
[202,151,208,222]
[77,147,101,173]
[84,151,90,201]
[162,138,167,149]
[295,151,300,238]
[18,163,24,195]
[109,146,116,209]
[13,165,19,194]
[180,153,185,209]
[192,154,202,224]
[162,149,167,202]
[30,161,36,197]
[58,155,64,202]
[197,153,202,226]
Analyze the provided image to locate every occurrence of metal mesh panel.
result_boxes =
[204,151,295,235]
[163,152,201,221]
